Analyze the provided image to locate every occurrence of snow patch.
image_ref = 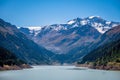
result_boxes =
[106,21,111,25]
[67,20,75,24]
[73,24,79,27]
[89,16,95,19]
[112,24,118,27]
[89,16,100,19]
[27,26,42,36]
[94,27,105,33]
[80,20,88,25]
[92,23,103,28]
[28,26,42,31]
[45,25,67,31]
[91,22,105,33]
[53,25,65,31]
[17,27,20,29]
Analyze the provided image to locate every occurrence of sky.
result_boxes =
[0,0,120,27]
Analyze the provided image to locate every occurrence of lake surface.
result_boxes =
[0,66,120,80]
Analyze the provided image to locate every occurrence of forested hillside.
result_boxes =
[77,26,120,70]
[0,47,31,70]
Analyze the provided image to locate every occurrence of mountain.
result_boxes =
[19,16,120,54]
[67,16,119,33]
[1,16,119,66]
[0,18,54,65]
[19,16,119,35]
[84,24,120,56]
[18,26,42,38]
[78,25,120,70]
[19,16,120,63]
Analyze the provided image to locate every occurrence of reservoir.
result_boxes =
[0,66,120,80]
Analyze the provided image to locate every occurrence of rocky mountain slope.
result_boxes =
[0,18,54,64]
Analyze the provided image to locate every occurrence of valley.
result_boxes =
[0,0,120,80]
[0,16,120,70]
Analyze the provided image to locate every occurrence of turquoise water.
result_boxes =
[0,66,120,80]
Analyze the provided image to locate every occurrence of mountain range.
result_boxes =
[19,16,120,63]
[19,16,119,54]
[0,16,120,66]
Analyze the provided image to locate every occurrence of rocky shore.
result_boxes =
[0,64,32,71]
[89,65,120,70]
[76,63,120,71]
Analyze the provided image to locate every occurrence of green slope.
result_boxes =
[81,39,120,64]
[77,26,120,70]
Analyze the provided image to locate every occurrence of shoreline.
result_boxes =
[76,64,120,71]
[1,64,120,71]
[0,64,32,71]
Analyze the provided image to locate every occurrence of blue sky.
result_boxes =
[0,0,120,27]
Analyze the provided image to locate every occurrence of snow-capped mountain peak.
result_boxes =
[66,16,120,33]
[67,17,82,25]
[47,16,119,33]
[19,16,120,35]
